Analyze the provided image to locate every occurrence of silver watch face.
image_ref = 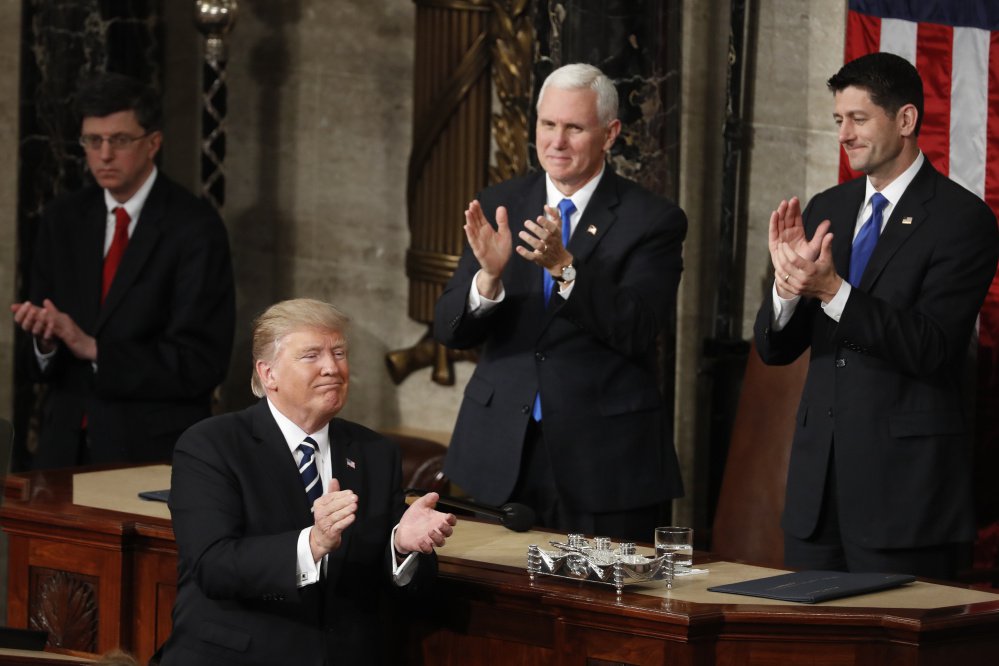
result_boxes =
[561,264,576,282]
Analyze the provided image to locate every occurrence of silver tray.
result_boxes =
[527,535,675,594]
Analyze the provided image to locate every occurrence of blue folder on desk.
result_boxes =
[707,570,916,603]
[138,488,170,502]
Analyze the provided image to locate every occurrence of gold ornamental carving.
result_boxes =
[388,0,534,385]
[489,0,532,184]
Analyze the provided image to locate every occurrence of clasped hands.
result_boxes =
[463,200,573,299]
[309,479,456,562]
[10,298,97,361]
[769,197,842,303]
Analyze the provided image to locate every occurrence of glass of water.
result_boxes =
[655,526,693,570]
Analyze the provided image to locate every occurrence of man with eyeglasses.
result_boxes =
[10,72,235,468]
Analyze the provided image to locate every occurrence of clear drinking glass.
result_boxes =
[655,526,693,569]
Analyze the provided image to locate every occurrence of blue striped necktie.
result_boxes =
[298,436,323,506]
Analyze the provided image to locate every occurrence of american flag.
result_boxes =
[844,0,999,573]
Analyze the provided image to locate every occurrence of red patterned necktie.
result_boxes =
[102,206,130,302]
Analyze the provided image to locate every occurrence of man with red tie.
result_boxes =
[10,73,235,468]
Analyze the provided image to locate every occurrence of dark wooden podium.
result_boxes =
[3,465,999,665]
[1,465,175,662]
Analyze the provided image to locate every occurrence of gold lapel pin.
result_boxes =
[901,216,913,225]
[587,224,597,235]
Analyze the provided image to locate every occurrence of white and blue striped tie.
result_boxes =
[298,436,323,507]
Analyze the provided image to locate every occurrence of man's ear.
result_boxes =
[603,119,622,152]
[898,103,918,138]
[255,359,277,391]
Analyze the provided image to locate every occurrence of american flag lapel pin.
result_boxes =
[346,457,356,469]
[901,216,913,225]
[587,224,597,235]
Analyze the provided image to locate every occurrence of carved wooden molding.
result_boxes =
[29,567,99,653]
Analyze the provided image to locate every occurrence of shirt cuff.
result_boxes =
[770,281,801,332]
[33,338,56,372]
[468,269,505,317]
[296,527,321,587]
[820,279,851,322]
[390,524,419,586]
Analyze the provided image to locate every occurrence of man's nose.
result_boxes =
[838,120,853,143]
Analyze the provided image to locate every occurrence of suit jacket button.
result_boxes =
[835,359,846,368]
[521,405,530,415]
[535,352,546,362]
[828,408,834,417]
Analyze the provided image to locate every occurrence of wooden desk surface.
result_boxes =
[438,519,999,609]
[5,464,999,666]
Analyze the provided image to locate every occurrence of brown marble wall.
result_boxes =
[533,0,681,200]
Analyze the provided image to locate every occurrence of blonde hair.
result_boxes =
[250,299,351,397]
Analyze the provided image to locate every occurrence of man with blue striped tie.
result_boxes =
[162,299,456,665]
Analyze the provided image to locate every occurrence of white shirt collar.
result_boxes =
[545,165,605,237]
[104,165,158,223]
[861,151,924,227]
[265,398,331,461]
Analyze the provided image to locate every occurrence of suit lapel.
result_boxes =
[566,169,620,264]
[250,400,315,520]
[830,179,866,280]
[507,176,549,307]
[96,177,166,332]
[78,195,108,331]
[539,168,620,328]
[860,161,935,290]
[324,419,362,587]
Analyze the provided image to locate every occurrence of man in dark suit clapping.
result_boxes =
[434,63,688,542]
[11,72,235,468]
[161,299,456,665]
[755,52,998,579]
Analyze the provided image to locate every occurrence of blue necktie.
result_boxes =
[542,198,576,304]
[298,436,323,507]
[533,198,576,421]
[849,192,888,287]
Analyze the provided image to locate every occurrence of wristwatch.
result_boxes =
[554,264,576,283]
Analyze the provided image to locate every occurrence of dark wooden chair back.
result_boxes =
[710,343,808,568]
[386,432,451,496]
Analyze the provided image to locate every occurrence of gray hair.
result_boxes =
[250,299,351,397]
[536,63,619,126]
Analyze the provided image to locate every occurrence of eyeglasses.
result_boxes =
[79,132,150,151]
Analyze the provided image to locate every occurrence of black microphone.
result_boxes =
[405,488,536,532]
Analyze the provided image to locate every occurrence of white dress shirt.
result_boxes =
[265,399,417,588]
[771,152,925,330]
[469,166,606,314]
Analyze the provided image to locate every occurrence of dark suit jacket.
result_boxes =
[434,169,687,513]
[754,160,999,549]
[161,400,436,666]
[28,173,235,468]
